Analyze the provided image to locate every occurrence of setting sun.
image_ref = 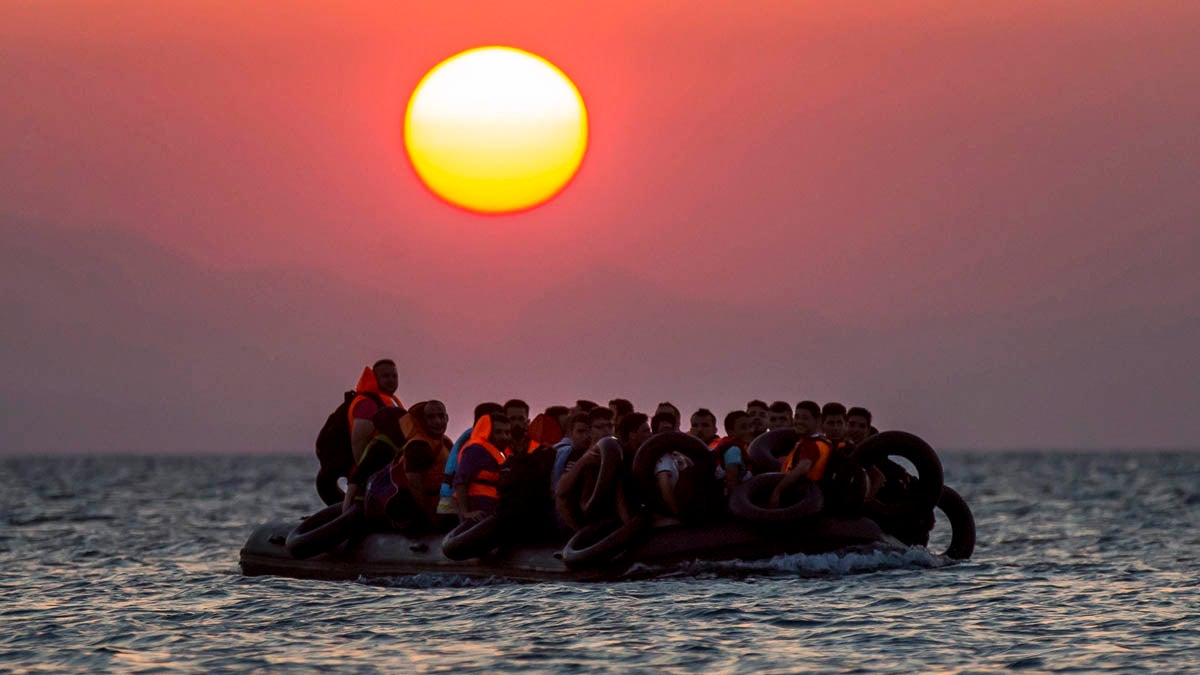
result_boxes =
[403,46,588,214]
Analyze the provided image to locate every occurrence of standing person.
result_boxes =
[349,360,405,463]
[767,401,794,431]
[454,413,512,522]
[688,408,719,447]
[846,406,874,445]
[746,400,770,437]
[436,402,504,527]
[713,411,756,495]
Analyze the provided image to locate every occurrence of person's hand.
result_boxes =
[768,488,782,508]
[342,484,359,512]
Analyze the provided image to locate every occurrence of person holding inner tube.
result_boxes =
[435,401,504,527]
[453,412,511,522]
[769,424,835,509]
[588,406,615,445]
[846,406,873,445]
[550,411,594,530]
[713,410,757,496]
[688,408,719,448]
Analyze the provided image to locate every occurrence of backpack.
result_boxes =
[315,390,384,480]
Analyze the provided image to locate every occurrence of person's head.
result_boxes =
[473,401,504,422]
[746,400,769,435]
[846,406,873,444]
[422,399,449,437]
[504,398,530,438]
[486,412,512,449]
[588,406,615,444]
[566,411,592,450]
[689,408,718,444]
[725,410,754,445]
[821,402,848,441]
[574,399,599,413]
[545,405,570,433]
[793,400,821,436]
[608,398,634,421]
[768,401,793,430]
[651,412,677,434]
[372,359,398,395]
[654,402,681,426]
[617,412,651,451]
[372,406,406,445]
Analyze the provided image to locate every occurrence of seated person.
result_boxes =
[654,401,681,428]
[793,400,821,438]
[651,411,678,434]
[453,413,511,522]
[344,406,408,513]
[544,405,571,438]
[395,400,453,527]
[551,411,594,496]
[436,402,503,526]
[688,408,719,447]
[712,410,756,496]
[746,400,770,437]
[608,398,635,428]
[767,401,793,431]
[846,406,873,445]
[770,427,835,509]
[588,406,615,445]
[820,402,850,450]
[497,413,562,540]
[616,412,652,462]
[655,449,695,517]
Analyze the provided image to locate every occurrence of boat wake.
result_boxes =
[627,545,949,580]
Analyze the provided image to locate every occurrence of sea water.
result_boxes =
[2,451,1198,672]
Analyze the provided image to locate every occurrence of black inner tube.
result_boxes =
[285,502,364,560]
[747,428,799,473]
[441,514,500,561]
[935,485,975,560]
[728,472,825,524]
[581,438,623,520]
[852,431,944,511]
[561,514,650,569]
[631,432,717,516]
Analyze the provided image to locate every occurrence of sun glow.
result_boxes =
[404,46,589,214]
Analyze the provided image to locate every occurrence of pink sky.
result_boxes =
[2,1,1199,453]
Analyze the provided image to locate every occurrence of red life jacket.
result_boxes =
[462,415,506,501]
[346,366,403,429]
[398,402,453,513]
[780,434,834,480]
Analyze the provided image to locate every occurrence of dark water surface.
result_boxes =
[2,452,1198,672]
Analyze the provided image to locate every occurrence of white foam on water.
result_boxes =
[628,545,948,579]
[357,573,505,588]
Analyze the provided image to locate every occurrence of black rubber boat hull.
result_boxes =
[239,515,891,582]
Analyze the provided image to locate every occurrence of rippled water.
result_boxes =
[2,451,1198,672]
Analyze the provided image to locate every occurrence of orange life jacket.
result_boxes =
[462,415,506,501]
[398,402,453,513]
[347,366,403,428]
[780,435,833,481]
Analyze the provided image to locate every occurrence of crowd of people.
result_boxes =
[317,359,908,545]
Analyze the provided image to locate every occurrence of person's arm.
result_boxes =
[454,483,484,521]
[350,419,376,462]
[402,441,435,511]
[657,471,681,515]
[769,461,813,507]
[723,447,743,495]
[453,446,486,521]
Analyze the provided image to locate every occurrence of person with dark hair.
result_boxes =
[616,412,651,458]
[588,406,615,445]
[551,411,594,499]
[793,400,821,437]
[846,406,873,445]
[545,405,571,436]
[608,398,635,427]
[820,402,849,448]
[713,410,756,495]
[454,412,512,521]
[654,402,681,427]
[573,399,599,413]
[746,400,769,436]
[688,408,719,447]
[436,401,504,525]
[504,398,531,453]
[651,411,678,434]
[767,401,794,431]
[349,360,405,467]
[497,412,562,540]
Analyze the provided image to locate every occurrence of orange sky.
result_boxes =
[2,1,1199,452]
